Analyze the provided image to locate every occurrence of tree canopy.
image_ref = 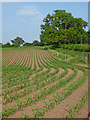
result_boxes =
[2,42,11,48]
[23,42,33,46]
[11,37,25,46]
[40,10,88,45]
[87,30,90,44]
[33,40,40,46]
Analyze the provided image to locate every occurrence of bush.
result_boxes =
[61,44,68,49]
[74,44,80,51]
[12,44,20,47]
[85,45,90,52]
[39,42,45,46]
[2,44,6,48]
[58,44,89,52]
[49,44,59,50]
[78,44,83,51]
[2,42,11,48]
[49,46,56,50]
[33,40,39,46]
[43,46,49,50]
[68,44,74,50]
[23,43,33,47]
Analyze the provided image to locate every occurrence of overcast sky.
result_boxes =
[1,2,88,44]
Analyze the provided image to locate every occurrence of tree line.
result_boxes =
[1,37,43,48]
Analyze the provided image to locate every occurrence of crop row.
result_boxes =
[2,48,88,118]
[30,70,87,118]
[3,55,68,104]
[66,90,88,119]
[21,90,88,119]
[2,51,54,91]
[2,67,87,118]
[2,67,81,117]
[3,50,86,105]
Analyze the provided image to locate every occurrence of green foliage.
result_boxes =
[22,112,30,118]
[59,44,89,52]
[87,30,90,44]
[2,42,11,48]
[11,37,25,45]
[2,48,88,118]
[11,44,20,47]
[43,46,49,50]
[39,41,45,46]
[23,42,33,47]
[49,47,88,64]
[67,91,88,119]
[40,10,88,45]
[33,40,40,46]
[0,43,2,47]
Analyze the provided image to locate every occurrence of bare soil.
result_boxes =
[74,101,88,118]
[7,69,84,118]
[43,78,88,118]
[2,49,88,119]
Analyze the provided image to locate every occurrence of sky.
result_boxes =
[1,2,88,44]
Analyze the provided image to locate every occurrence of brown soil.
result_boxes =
[39,53,47,66]
[49,68,55,73]
[28,51,48,80]
[22,55,28,67]
[37,52,42,66]
[25,56,31,67]
[53,69,84,96]
[3,67,65,108]
[4,51,18,66]
[2,66,64,105]
[42,53,64,75]
[48,50,65,61]
[18,56,26,66]
[73,63,88,67]
[7,56,16,66]
[31,52,34,70]
[3,67,48,99]
[2,67,64,97]
[6,69,76,117]
[2,52,48,98]
[43,78,88,118]
[2,49,88,119]
[7,69,85,118]
[14,53,24,66]
[74,101,88,118]
[35,53,39,70]
[55,68,64,76]
[27,58,31,68]
[39,52,65,76]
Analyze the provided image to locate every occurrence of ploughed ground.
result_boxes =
[2,49,88,118]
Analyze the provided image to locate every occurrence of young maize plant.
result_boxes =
[22,112,30,119]
[32,109,37,118]
[65,91,88,119]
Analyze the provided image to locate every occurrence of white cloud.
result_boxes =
[17,5,42,16]
[17,5,44,24]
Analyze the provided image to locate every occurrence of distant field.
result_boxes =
[2,47,88,118]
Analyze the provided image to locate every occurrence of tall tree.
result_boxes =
[40,10,88,45]
[87,30,90,44]
[2,42,11,48]
[33,40,39,46]
[11,37,25,46]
